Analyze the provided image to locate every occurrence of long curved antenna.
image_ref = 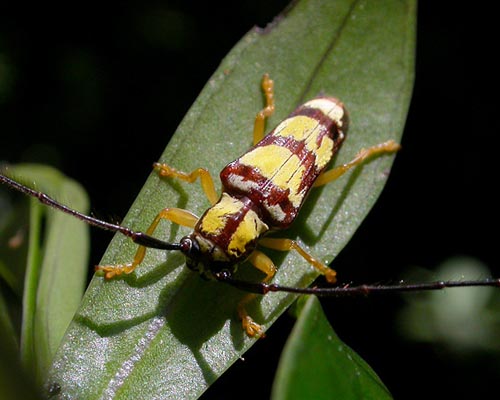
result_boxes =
[214,271,500,296]
[0,173,183,251]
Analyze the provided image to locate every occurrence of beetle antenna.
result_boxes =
[214,271,500,296]
[0,173,183,251]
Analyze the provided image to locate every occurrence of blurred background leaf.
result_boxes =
[0,164,89,387]
[272,296,392,400]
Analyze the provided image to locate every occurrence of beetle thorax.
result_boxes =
[183,193,269,277]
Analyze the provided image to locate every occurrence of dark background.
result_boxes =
[1,1,498,399]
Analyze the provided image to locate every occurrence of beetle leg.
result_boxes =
[253,73,275,145]
[259,237,337,283]
[153,163,219,206]
[237,250,277,338]
[96,208,198,279]
[314,140,401,187]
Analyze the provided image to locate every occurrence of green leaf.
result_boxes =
[272,296,392,400]
[0,164,90,384]
[47,0,415,398]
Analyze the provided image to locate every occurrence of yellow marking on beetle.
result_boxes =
[314,134,334,169]
[284,167,307,207]
[240,144,306,207]
[274,115,318,141]
[274,157,305,207]
[200,193,243,234]
[275,115,334,170]
[227,210,268,257]
[304,98,345,127]
[239,144,292,178]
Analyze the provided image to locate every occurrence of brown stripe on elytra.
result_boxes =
[219,97,348,228]
[291,97,348,142]
[260,116,337,173]
[297,102,347,166]
[221,130,336,227]
[222,134,321,198]
[270,117,340,175]
[221,160,318,228]
[253,132,316,169]
[276,109,345,159]
[291,104,345,143]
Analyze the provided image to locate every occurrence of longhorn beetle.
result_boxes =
[1,74,499,337]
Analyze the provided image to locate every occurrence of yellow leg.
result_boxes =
[238,250,277,338]
[96,208,198,279]
[259,237,336,283]
[153,163,218,206]
[313,140,401,187]
[253,73,275,145]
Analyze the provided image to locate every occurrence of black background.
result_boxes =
[1,1,498,399]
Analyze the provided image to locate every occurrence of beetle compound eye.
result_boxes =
[179,236,195,255]
[180,236,200,271]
